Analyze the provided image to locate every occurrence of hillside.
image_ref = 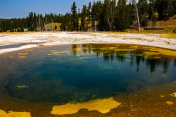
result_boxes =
[148,15,176,32]
[157,15,176,30]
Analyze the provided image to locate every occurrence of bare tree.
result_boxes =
[132,0,141,31]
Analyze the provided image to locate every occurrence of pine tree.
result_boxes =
[115,0,130,31]
[93,1,103,31]
[173,0,176,15]
[61,13,72,31]
[91,2,96,30]
[138,0,149,27]
[111,0,116,30]
[87,2,92,24]
[103,0,111,30]
[168,0,176,17]
[71,2,78,31]
[156,0,169,20]
[148,0,155,21]
[1,0,176,32]
[81,5,87,31]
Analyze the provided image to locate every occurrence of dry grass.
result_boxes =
[0,29,172,35]
[161,33,176,39]
[157,15,176,28]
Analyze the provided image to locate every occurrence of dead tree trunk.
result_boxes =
[132,0,141,31]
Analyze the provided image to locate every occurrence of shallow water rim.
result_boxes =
[0,43,176,57]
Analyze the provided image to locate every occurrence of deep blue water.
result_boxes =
[3,44,176,104]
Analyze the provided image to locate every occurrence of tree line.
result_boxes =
[0,0,176,32]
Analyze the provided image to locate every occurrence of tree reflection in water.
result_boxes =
[72,44,175,74]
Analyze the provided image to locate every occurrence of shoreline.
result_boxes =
[0,32,176,54]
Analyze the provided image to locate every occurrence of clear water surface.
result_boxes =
[1,44,176,104]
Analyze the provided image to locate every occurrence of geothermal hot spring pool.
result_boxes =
[0,44,176,116]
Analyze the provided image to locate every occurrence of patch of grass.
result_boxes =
[161,33,176,39]
[126,29,173,34]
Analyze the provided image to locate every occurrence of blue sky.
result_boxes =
[0,0,98,19]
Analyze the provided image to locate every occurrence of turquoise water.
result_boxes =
[2,44,176,104]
